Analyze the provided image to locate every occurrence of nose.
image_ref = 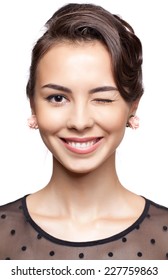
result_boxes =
[67,104,94,131]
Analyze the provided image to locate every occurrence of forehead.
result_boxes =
[35,40,115,89]
[37,40,112,69]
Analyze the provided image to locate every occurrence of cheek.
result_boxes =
[36,108,67,134]
[96,108,128,133]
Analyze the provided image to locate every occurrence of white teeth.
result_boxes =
[67,140,96,149]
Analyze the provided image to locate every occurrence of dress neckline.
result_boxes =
[22,194,150,247]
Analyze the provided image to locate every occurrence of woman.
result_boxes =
[0,3,168,260]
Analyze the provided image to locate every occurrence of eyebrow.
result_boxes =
[42,83,118,94]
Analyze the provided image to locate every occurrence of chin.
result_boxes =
[59,160,101,175]
[66,165,97,175]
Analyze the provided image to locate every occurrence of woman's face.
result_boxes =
[33,41,134,173]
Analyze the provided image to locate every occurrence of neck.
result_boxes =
[44,153,124,220]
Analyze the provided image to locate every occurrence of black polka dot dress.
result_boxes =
[0,196,168,260]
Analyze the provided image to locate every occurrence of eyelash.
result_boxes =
[94,99,114,104]
[46,95,114,105]
[46,95,68,105]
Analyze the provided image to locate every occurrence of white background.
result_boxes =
[0,0,167,206]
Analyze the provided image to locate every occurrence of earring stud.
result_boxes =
[127,115,139,129]
[27,115,38,129]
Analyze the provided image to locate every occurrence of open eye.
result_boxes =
[46,94,68,105]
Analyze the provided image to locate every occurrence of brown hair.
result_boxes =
[26,3,143,102]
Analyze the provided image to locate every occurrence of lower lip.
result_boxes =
[61,138,103,154]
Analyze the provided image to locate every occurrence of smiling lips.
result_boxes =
[60,137,103,154]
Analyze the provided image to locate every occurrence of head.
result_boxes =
[26,3,143,102]
[26,3,143,173]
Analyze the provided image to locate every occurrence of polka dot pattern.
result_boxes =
[37,234,42,239]
[79,253,84,259]
[1,214,6,219]
[150,239,155,244]
[163,226,168,231]
[122,237,127,242]
[0,196,168,260]
[108,252,113,257]
[137,252,142,257]
[10,229,16,235]
[21,246,27,251]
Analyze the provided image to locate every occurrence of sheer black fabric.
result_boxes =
[0,195,168,260]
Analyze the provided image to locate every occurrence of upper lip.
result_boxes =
[60,137,102,142]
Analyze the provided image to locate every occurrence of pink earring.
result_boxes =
[27,115,38,129]
[127,115,139,129]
